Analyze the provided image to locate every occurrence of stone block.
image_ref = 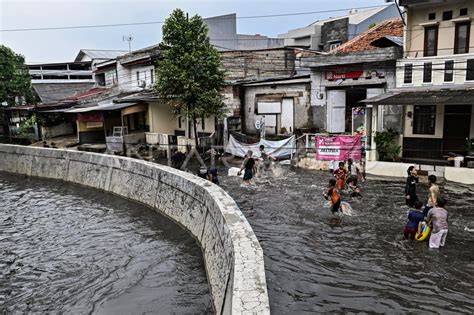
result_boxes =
[30,156,66,180]
[66,160,108,190]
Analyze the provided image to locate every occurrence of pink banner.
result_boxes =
[316,136,362,161]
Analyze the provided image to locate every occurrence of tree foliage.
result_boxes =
[154,9,225,145]
[0,45,35,106]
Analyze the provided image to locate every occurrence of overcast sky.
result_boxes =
[0,0,390,63]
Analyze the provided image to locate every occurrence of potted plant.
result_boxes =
[374,129,402,162]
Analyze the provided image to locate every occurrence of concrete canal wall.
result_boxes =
[0,144,270,314]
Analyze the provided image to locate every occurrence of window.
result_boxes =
[428,12,436,20]
[404,64,413,84]
[150,69,154,84]
[454,22,470,54]
[201,116,205,130]
[136,71,140,85]
[423,62,432,83]
[178,116,182,129]
[460,8,468,16]
[413,105,436,135]
[424,26,438,56]
[467,59,474,80]
[442,11,453,21]
[444,60,454,82]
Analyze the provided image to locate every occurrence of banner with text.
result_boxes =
[316,136,362,161]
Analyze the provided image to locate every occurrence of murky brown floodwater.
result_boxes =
[220,165,474,314]
[0,173,211,314]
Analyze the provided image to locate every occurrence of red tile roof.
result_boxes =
[331,18,404,54]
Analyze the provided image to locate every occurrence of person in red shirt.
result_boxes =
[323,178,341,213]
[333,162,348,191]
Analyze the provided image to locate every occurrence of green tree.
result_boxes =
[154,9,225,147]
[0,45,35,106]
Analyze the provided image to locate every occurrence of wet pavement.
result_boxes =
[220,164,474,313]
[0,173,211,314]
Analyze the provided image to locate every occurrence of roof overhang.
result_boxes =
[65,102,138,113]
[361,88,474,105]
[300,47,402,67]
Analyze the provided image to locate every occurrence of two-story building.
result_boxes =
[364,0,474,168]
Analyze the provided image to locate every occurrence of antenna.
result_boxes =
[122,34,133,53]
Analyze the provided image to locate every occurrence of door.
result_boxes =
[327,90,346,133]
[281,98,294,134]
[443,105,472,155]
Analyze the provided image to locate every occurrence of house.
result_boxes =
[238,75,312,137]
[28,49,127,103]
[278,4,400,51]
[300,18,404,161]
[363,0,474,171]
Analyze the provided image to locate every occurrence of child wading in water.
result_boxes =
[333,162,348,191]
[403,200,425,240]
[238,150,257,185]
[405,166,419,207]
[426,197,449,249]
[423,175,440,217]
[323,178,341,213]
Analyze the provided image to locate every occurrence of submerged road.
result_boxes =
[0,173,211,314]
[221,165,474,313]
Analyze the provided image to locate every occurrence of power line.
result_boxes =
[0,5,391,33]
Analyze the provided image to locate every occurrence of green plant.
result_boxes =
[154,9,225,148]
[17,114,37,139]
[374,129,401,162]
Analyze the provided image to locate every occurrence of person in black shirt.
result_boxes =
[405,165,419,207]
[238,150,257,185]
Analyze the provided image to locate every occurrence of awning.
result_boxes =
[361,89,474,105]
[65,102,137,113]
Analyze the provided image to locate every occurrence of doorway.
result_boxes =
[443,105,472,155]
[345,89,367,132]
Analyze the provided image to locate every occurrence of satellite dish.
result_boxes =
[255,120,261,130]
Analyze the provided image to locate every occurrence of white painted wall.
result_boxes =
[403,104,445,139]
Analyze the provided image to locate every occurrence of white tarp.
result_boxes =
[225,134,296,158]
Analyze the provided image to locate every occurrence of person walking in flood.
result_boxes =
[426,197,449,249]
[259,144,276,172]
[405,166,419,207]
[238,150,257,185]
[333,162,348,191]
[403,200,425,240]
[323,178,341,214]
[346,158,365,187]
[423,175,440,217]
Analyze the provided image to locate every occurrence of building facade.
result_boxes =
[365,0,474,164]
[278,5,400,51]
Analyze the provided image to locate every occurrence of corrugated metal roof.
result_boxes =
[75,49,128,62]
[65,102,137,113]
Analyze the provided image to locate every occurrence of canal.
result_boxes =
[0,173,211,313]
[220,165,474,313]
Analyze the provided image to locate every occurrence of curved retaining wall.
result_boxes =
[0,144,270,314]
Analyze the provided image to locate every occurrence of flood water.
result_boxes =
[0,173,211,314]
[220,165,474,313]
